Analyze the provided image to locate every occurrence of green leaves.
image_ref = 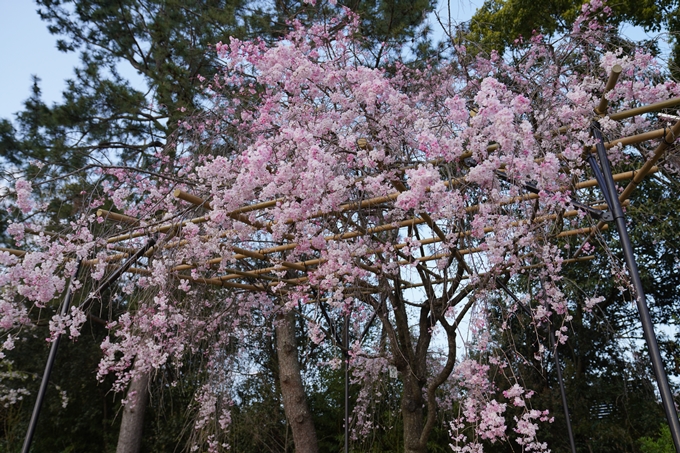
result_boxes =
[467,0,680,56]
[640,424,676,453]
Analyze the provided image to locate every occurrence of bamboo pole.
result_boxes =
[99,168,648,277]
[172,190,293,241]
[595,65,623,115]
[173,190,212,210]
[179,275,265,291]
[395,212,612,267]
[124,265,267,291]
[246,253,598,294]
[172,209,611,286]
[114,219,603,291]
[102,126,659,247]
[84,253,129,266]
[618,120,680,201]
[191,252,599,292]
[208,166,654,257]
[574,120,680,258]
[609,96,680,121]
[0,247,26,257]
[399,256,596,288]
[108,245,138,254]
[105,215,209,243]
[586,128,666,153]
[97,210,140,225]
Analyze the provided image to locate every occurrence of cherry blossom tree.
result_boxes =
[3,1,680,452]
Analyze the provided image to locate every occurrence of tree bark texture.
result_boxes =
[383,283,428,453]
[276,310,319,453]
[116,370,150,453]
[401,372,426,453]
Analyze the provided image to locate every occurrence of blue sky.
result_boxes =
[0,1,147,121]
[0,1,81,120]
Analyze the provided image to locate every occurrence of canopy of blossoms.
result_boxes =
[2,1,680,451]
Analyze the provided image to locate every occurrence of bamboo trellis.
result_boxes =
[88,148,665,296]
[3,106,676,293]
[11,61,680,453]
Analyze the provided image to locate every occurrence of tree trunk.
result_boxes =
[276,310,318,453]
[401,373,426,453]
[116,370,150,453]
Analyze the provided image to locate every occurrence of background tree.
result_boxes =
[3,0,680,449]
[465,0,679,66]
[0,0,437,229]
[0,2,437,451]
[462,3,680,451]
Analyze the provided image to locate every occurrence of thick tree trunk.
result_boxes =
[401,373,426,453]
[276,310,319,453]
[116,370,150,453]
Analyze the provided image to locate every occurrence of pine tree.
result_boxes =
[0,2,436,451]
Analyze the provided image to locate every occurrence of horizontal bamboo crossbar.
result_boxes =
[189,166,649,252]
[89,167,649,271]
[400,256,597,288]
[586,128,667,153]
[122,266,268,291]
[97,210,140,225]
[229,167,644,258]
[396,207,613,267]
[573,119,680,258]
[168,251,600,292]
[110,220,604,292]
[173,190,212,210]
[0,247,26,257]
[105,215,209,243]
[100,121,665,247]
[618,121,680,201]
[170,209,611,286]
[609,97,680,121]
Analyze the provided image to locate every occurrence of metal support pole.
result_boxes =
[591,122,680,452]
[22,235,157,453]
[586,153,615,209]
[496,278,577,453]
[80,235,158,307]
[344,313,350,453]
[21,260,83,453]
[548,328,577,453]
